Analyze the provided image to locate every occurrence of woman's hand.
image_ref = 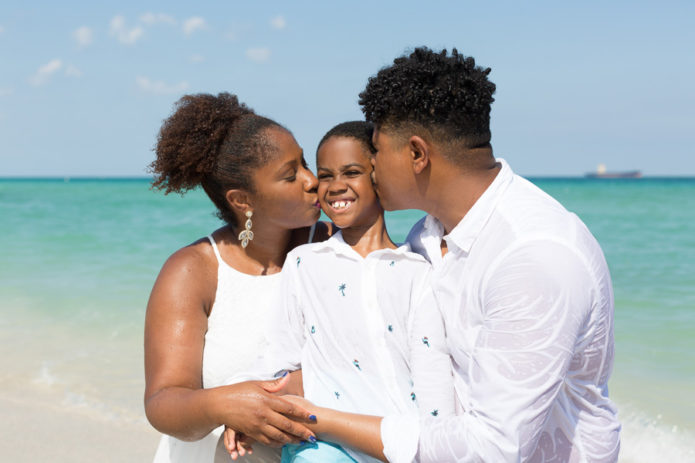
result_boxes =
[212,376,317,447]
[278,394,317,415]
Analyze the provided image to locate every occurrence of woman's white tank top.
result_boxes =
[153,226,316,463]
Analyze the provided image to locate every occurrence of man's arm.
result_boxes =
[386,240,596,462]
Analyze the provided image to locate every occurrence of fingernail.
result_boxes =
[308,435,317,443]
[308,414,317,422]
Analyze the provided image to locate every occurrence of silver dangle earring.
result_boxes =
[238,210,254,248]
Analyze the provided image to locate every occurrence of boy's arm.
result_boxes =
[261,251,306,377]
[407,270,456,419]
[281,395,388,462]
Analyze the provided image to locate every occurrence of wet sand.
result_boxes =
[0,392,159,462]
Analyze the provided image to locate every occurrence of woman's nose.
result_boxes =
[303,168,319,192]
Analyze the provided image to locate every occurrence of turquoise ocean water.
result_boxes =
[1,177,693,461]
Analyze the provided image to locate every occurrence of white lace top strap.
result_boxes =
[207,234,223,264]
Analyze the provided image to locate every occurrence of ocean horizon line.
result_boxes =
[2,175,695,181]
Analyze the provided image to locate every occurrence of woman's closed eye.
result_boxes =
[284,169,298,182]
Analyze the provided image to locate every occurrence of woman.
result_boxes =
[144,92,325,462]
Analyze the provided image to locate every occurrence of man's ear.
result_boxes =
[409,135,430,174]
[225,189,252,217]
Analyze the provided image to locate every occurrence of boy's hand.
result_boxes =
[223,427,255,460]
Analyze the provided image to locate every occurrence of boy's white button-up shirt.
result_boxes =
[264,232,456,462]
[381,159,620,463]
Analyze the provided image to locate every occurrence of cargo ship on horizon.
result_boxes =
[585,164,642,179]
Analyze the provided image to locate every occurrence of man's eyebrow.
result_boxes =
[279,159,299,169]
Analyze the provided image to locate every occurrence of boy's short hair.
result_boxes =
[317,121,377,156]
[358,47,496,149]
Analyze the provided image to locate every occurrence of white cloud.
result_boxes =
[270,15,286,30]
[65,65,83,78]
[182,16,206,36]
[110,15,144,45]
[0,87,13,97]
[189,54,205,63]
[30,59,63,86]
[73,26,93,48]
[136,76,189,95]
[246,47,271,63]
[140,12,176,26]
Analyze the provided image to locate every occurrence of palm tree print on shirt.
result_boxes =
[338,283,346,296]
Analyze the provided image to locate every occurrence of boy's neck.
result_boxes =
[341,213,396,258]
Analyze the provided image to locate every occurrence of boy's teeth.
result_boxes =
[332,200,351,209]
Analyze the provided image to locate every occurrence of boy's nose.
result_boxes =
[328,178,348,193]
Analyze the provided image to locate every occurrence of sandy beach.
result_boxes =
[0,389,159,462]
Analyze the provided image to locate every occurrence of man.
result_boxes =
[363,47,620,462]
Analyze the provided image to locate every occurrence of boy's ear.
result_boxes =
[408,135,430,174]
[225,189,252,217]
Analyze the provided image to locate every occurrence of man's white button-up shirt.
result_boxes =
[381,159,620,462]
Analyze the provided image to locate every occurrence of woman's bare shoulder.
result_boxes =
[150,230,224,306]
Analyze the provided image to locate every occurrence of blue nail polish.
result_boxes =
[308,414,317,422]
[281,370,289,378]
[308,436,317,443]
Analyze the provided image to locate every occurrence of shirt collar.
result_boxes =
[311,230,426,262]
[424,158,514,254]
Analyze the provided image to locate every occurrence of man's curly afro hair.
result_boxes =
[359,47,496,147]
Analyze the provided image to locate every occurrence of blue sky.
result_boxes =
[1,1,693,176]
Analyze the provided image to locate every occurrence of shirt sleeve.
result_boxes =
[259,251,306,377]
[407,268,456,420]
[383,240,596,462]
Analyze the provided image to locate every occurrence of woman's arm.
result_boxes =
[144,243,315,445]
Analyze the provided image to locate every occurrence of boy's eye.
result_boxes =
[317,173,331,180]
[345,170,361,177]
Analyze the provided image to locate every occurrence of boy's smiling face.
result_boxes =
[316,136,382,229]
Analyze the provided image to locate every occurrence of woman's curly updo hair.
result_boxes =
[316,121,376,157]
[358,47,496,149]
[149,92,284,226]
